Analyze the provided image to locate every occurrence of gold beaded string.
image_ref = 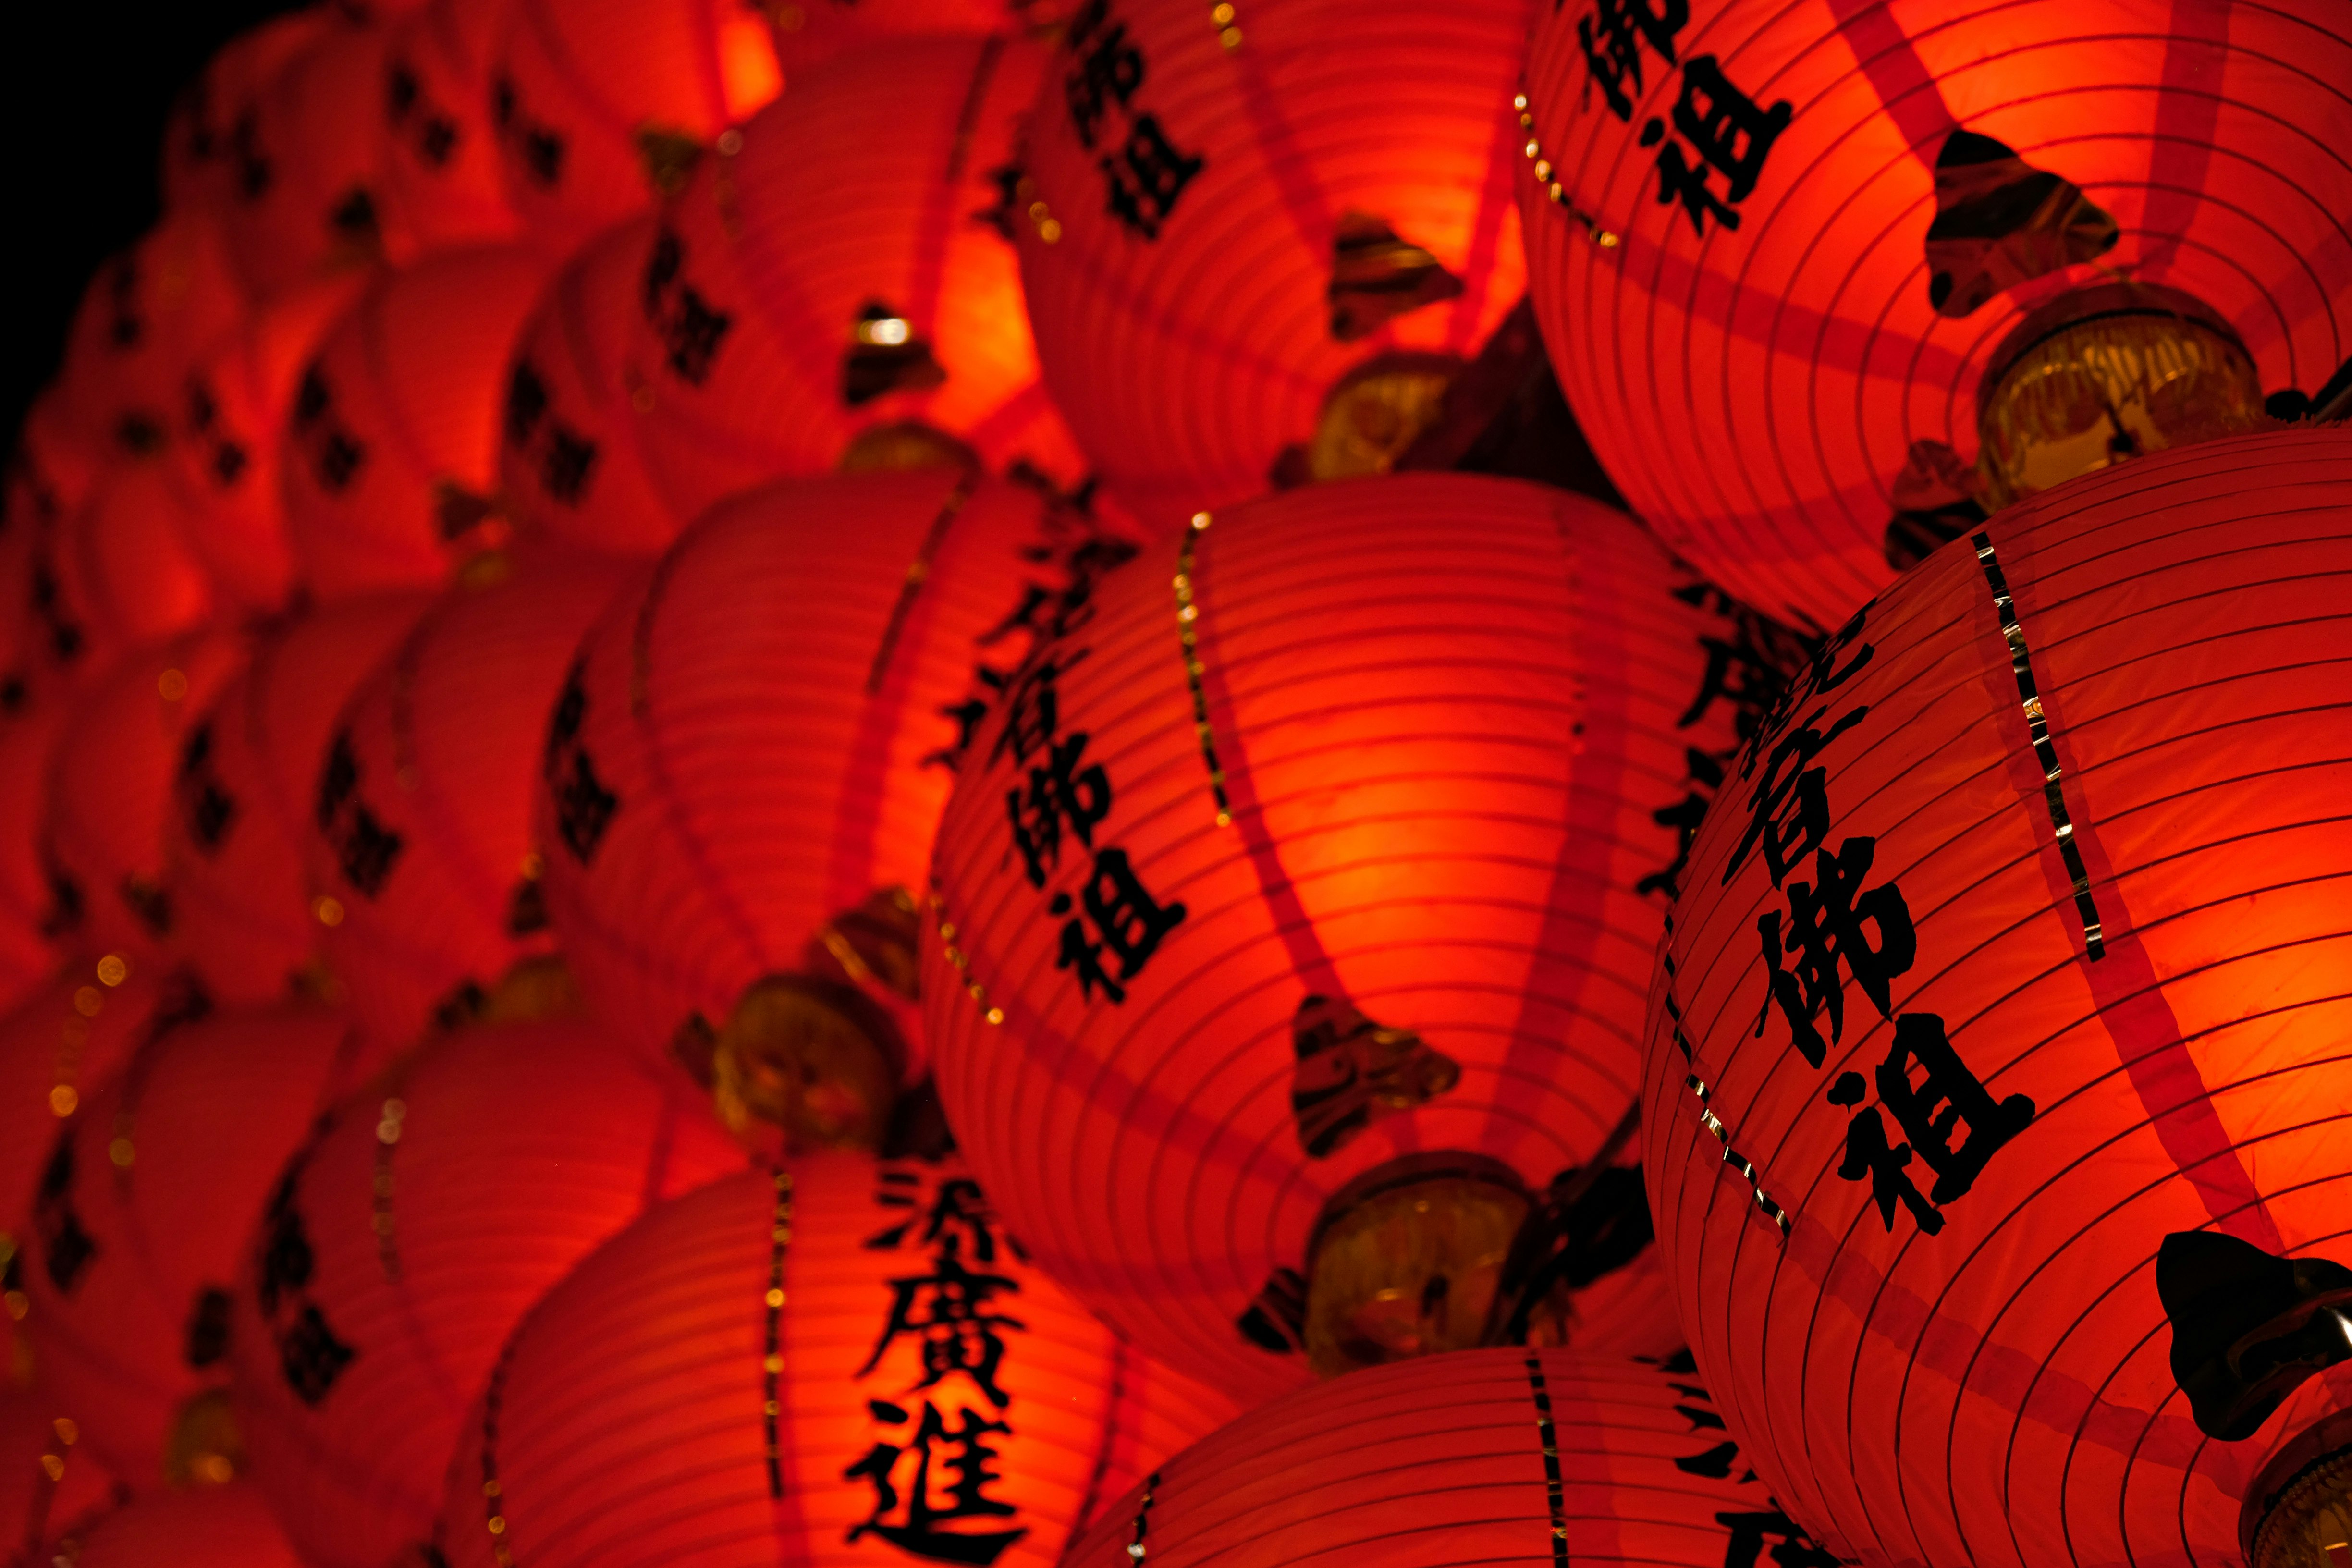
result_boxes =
[760,1170,795,1500]
[1207,0,1241,50]
[1171,512,1233,828]
[373,1094,408,1281]
[927,889,1006,1028]
[478,1352,517,1568]
[1512,89,1620,249]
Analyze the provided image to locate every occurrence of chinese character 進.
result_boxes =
[843,1399,1030,1566]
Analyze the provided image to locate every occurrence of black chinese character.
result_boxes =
[1716,1509,1842,1568]
[1064,18,1144,150]
[1724,704,1866,889]
[491,75,565,187]
[859,1249,1025,1408]
[257,1169,314,1315]
[177,721,238,853]
[316,731,405,898]
[1099,114,1202,241]
[35,1138,98,1294]
[278,1303,357,1404]
[1675,1440,1739,1479]
[1868,1011,2034,1206]
[1575,0,1686,121]
[538,425,599,505]
[543,662,620,864]
[844,1399,1030,1566]
[504,360,549,447]
[1755,836,1915,1067]
[1006,730,1113,888]
[866,1176,1001,1264]
[1829,1074,1941,1236]
[1052,847,1187,1005]
[1639,55,1792,238]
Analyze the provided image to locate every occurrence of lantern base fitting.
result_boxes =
[1273,353,1464,487]
[2245,1410,2352,1568]
[1301,1152,1550,1379]
[712,973,904,1153]
[838,420,982,475]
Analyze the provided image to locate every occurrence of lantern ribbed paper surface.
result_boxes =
[924,473,1768,1399]
[432,1155,1240,1568]
[19,1004,348,1486]
[163,594,431,1004]
[55,213,248,466]
[1643,429,2352,1568]
[627,35,1084,522]
[380,0,524,252]
[1011,0,1530,529]
[33,466,219,693]
[69,1482,304,1568]
[0,705,70,1003]
[302,558,629,1058]
[1519,0,2352,631]
[230,1019,746,1568]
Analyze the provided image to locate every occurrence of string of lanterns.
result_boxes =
[0,3,2346,1568]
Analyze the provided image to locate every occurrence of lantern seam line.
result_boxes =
[868,471,980,697]
[1520,1351,1570,1568]
[1970,531,2107,959]
[1172,511,1233,828]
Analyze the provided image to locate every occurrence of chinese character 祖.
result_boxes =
[1640,55,1792,238]
[1052,847,1188,1005]
[1869,1010,2034,1206]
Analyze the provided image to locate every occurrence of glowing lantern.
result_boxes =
[627,35,1085,523]
[27,466,219,694]
[922,473,1774,1401]
[380,0,524,252]
[168,272,371,612]
[42,631,247,969]
[18,1003,349,1486]
[487,0,783,250]
[280,246,556,599]
[499,216,685,557]
[163,594,432,1004]
[54,213,249,465]
[228,1019,745,1568]
[301,557,629,1058]
[160,11,331,216]
[0,1380,123,1563]
[216,16,411,302]
[1518,0,2352,632]
[1641,429,2352,1568]
[1064,1347,1839,1568]
[432,1154,1240,1568]
[1009,0,1530,531]
[66,1483,304,1568]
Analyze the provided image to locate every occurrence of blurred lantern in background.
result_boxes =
[1519,0,2352,631]
[1062,1347,1837,1568]
[922,473,1784,1401]
[64,1482,305,1568]
[215,15,411,303]
[230,1019,745,1568]
[486,0,783,250]
[433,1154,1240,1568]
[1643,429,2352,1568]
[163,594,432,1005]
[535,469,1118,1148]
[300,556,628,1061]
[626,35,1086,523]
[379,0,525,253]
[168,271,372,611]
[18,1003,349,1488]
[28,466,219,695]
[280,245,555,598]
[41,631,247,969]
[159,10,330,218]
[1010,0,1530,531]
[498,216,685,558]
[770,0,1030,77]
[0,1376,124,1563]
[53,213,249,466]
[0,704,69,1006]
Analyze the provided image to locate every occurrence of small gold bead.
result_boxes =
[765,1288,785,1308]
[94,955,127,987]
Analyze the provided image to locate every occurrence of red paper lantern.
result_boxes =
[770,0,1021,78]
[54,213,249,466]
[27,466,219,695]
[499,216,686,557]
[922,473,1771,1402]
[229,1018,746,1568]
[0,397,104,705]
[0,1379,124,1563]
[169,272,371,612]
[627,36,1085,524]
[42,631,247,969]
[487,0,783,251]
[66,1483,303,1568]
[0,962,189,1274]
[216,16,412,302]
[281,246,557,599]
[1518,0,2352,633]
[380,0,525,252]
[302,557,629,1056]
[1642,429,2352,1568]
[535,471,1108,1123]
[432,1154,1240,1568]
[1063,1347,1838,1568]
[160,11,331,217]
[1009,0,1530,530]
[162,594,432,1004]
[18,1003,349,1486]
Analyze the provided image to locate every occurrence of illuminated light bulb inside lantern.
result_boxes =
[165,1389,244,1488]
[711,974,902,1152]
[1300,353,1461,481]
[1975,281,2266,511]
[1300,1153,1551,1380]
[836,420,982,475]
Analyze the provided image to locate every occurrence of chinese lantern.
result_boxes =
[534,470,1108,1142]
[627,36,1085,524]
[160,10,330,217]
[0,1379,124,1563]
[433,1154,1241,1568]
[67,1483,304,1568]
[771,0,1024,78]
[280,245,557,599]
[42,631,247,969]
[302,557,629,1057]
[28,466,219,693]
[922,473,1773,1402]
[18,1003,349,1486]
[229,1019,746,1568]
[216,15,413,302]
[380,0,524,252]
[487,0,783,251]
[1010,0,1530,531]
[1519,1,2352,633]
[54,213,249,466]
[1063,1347,1838,1568]
[0,395,104,704]
[168,271,372,612]
[499,216,685,557]
[1641,428,2352,1568]
[162,593,431,1004]
[0,705,70,1005]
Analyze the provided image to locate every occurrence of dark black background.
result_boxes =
[2,0,300,445]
